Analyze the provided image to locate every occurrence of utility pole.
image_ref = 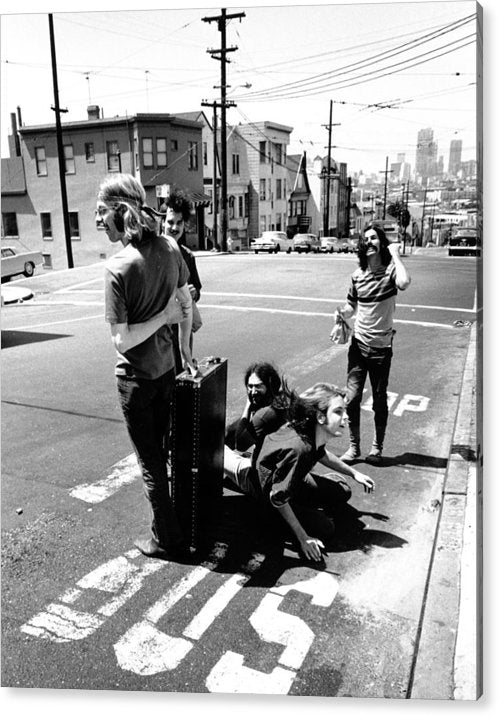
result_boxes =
[201,100,221,250]
[346,177,352,239]
[379,156,393,220]
[203,9,245,252]
[48,13,74,269]
[322,100,340,237]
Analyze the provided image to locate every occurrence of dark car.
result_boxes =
[448,228,480,257]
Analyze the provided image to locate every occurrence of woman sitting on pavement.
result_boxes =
[224,382,375,562]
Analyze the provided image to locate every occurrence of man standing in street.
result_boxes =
[334,223,411,465]
[96,173,196,561]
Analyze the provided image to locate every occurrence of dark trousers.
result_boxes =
[291,473,352,543]
[117,369,183,549]
[346,336,393,443]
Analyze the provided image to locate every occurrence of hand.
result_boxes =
[188,284,199,300]
[299,536,325,562]
[388,242,402,257]
[181,350,198,377]
[353,471,375,493]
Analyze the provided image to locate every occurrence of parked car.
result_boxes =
[1,246,43,281]
[250,231,293,254]
[349,237,359,252]
[448,228,480,257]
[320,236,351,253]
[292,233,320,253]
[319,236,341,253]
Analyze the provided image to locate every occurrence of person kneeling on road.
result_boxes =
[224,382,375,562]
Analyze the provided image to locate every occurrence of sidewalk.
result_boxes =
[410,320,481,699]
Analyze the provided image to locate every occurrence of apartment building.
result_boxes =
[1,106,209,268]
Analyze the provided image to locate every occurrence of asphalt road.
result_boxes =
[1,250,477,702]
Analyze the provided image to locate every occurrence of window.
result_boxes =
[232,153,240,174]
[106,141,121,172]
[259,178,266,201]
[208,189,213,215]
[85,143,95,162]
[188,141,198,170]
[244,193,249,217]
[276,213,282,231]
[69,212,80,239]
[142,138,153,168]
[238,196,243,218]
[64,144,75,174]
[203,142,208,166]
[259,141,266,163]
[156,138,167,167]
[35,147,47,176]
[2,212,18,238]
[229,195,235,220]
[275,143,283,165]
[276,178,282,200]
[171,139,178,151]
[41,212,52,239]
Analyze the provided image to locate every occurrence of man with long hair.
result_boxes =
[335,222,411,465]
[96,173,196,561]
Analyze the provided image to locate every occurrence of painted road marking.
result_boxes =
[69,453,139,503]
[20,545,339,695]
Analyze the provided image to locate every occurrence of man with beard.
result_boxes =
[335,222,411,465]
[224,362,290,490]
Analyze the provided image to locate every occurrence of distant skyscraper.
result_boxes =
[448,139,462,176]
[416,128,438,181]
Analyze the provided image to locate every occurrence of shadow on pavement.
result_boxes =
[1,330,71,349]
[203,492,406,570]
[373,452,448,470]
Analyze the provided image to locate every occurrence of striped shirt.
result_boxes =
[347,262,397,348]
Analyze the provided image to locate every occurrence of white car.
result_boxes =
[293,233,320,253]
[251,231,293,254]
[1,246,43,281]
[320,236,343,253]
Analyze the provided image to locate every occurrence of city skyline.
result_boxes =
[1,0,480,178]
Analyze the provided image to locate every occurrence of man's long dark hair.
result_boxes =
[244,362,290,410]
[357,223,392,270]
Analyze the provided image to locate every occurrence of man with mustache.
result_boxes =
[334,222,411,465]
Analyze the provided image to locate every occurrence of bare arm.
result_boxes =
[176,282,196,373]
[273,501,324,562]
[388,243,411,290]
[319,448,375,493]
[109,288,187,355]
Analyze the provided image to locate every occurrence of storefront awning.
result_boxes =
[189,191,212,208]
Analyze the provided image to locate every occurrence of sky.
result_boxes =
[0,0,483,178]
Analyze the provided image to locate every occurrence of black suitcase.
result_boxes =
[171,356,227,550]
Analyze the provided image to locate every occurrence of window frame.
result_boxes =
[69,212,80,240]
[142,137,154,168]
[64,144,75,175]
[1,212,19,238]
[156,137,167,168]
[35,146,48,176]
[40,212,53,240]
[106,141,121,172]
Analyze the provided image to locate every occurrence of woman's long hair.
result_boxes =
[97,173,158,246]
[357,223,392,270]
[288,382,346,441]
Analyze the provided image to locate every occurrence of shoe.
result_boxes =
[365,448,382,465]
[134,538,195,563]
[340,445,361,463]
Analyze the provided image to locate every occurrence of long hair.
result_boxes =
[97,173,157,246]
[357,222,392,270]
[288,382,346,441]
[244,362,291,410]
[160,190,192,223]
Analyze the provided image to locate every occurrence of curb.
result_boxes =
[410,321,481,699]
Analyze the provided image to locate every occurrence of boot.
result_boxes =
[365,426,385,465]
[340,426,361,463]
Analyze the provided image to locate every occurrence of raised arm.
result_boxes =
[388,242,411,290]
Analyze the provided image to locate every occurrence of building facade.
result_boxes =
[1,106,209,268]
[415,127,438,184]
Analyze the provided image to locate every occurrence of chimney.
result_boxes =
[10,112,21,157]
[87,105,101,120]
